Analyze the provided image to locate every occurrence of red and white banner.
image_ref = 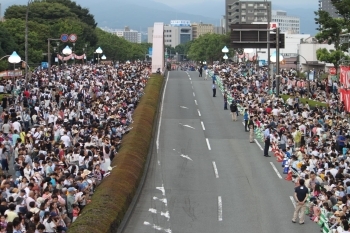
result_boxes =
[340,66,350,88]
[57,53,86,61]
[0,70,23,77]
[339,88,350,112]
[329,67,337,75]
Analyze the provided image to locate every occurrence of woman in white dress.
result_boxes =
[100,144,111,172]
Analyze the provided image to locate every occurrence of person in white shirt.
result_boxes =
[12,120,21,133]
[60,132,71,148]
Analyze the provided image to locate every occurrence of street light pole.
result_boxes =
[25,0,33,84]
[266,0,271,91]
[276,27,280,96]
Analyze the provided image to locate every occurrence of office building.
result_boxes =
[191,22,215,40]
[318,0,339,18]
[101,26,141,43]
[225,0,271,33]
[272,10,300,34]
[148,20,192,47]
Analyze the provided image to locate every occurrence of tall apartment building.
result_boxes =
[191,22,214,40]
[101,26,141,43]
[272,10,300,34]
[225,0,271,33]
[318,0,339,18]
[148,20,192,48]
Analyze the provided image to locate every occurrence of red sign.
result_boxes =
[329,67,337,75]
[68,34,77,43]
[269,22,278,30]
[340,88,350,112]
[340,66,350,88]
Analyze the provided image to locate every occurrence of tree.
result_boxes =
[45,0,97,28]
[0,24,17,57]
[187,33,231,64]
[316,48,348,73]
[314,10,343,50]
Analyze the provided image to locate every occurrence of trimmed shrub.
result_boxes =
[281,94,328,108]
[68,74,164,233]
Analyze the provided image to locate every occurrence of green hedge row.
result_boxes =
[280,94,328,108]
[68,74,164,233]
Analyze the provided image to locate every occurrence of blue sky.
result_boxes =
[155,0,317,8]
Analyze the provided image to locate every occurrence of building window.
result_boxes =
[248,3,253,7]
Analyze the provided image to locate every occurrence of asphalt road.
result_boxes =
[123,71,321,233]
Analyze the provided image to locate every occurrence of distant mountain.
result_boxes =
[79,0,219,32]
[1,0,318,35]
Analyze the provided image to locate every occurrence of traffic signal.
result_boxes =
[270,33,285,49]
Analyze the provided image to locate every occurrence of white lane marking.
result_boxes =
[218,196,223,221]
[212,161,219,178]
[254,139,263,151]
[192,86,194,89]
[148,209,170,221]
[161,211,170,220]
[201,121,206,130]
[197,109,201,116]
[179,123,195,129]
[156,72,169,153]
[270,162,283,179]
[144,221,172,232]
[158,160,161,165]
[290,196,296,208]
[149,208,157,214]
[194,100,198,105]
[153,196,168,206]
[156,185,165,196]
[173,149,193,161]
[180,154,193,161]
[193,92,195,97]
[189,78,191,80]
[180,106,188,109]
[242,122,245,126]
[206,138,211,150]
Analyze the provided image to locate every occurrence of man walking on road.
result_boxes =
[243,109,249,132]
[199,66,203,77]
[212,81,216,97]
[292,178,309,225]
[263,125,271,157]
[230,101,238,121]
[248,116,255,143]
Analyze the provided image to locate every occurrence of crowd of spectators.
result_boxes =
[0,62,150,233]
[211,63,350,232]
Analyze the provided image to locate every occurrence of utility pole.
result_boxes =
[275,27,280,96]
[25,0,33,85]
[47,38,61,78]
[266,0,271,91]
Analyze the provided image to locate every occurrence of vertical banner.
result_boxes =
[308,71,314,81]
[148,47,152,58]
[340,66,350,88]
[340,88,350,112]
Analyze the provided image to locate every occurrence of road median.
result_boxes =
[68,74,164,233]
